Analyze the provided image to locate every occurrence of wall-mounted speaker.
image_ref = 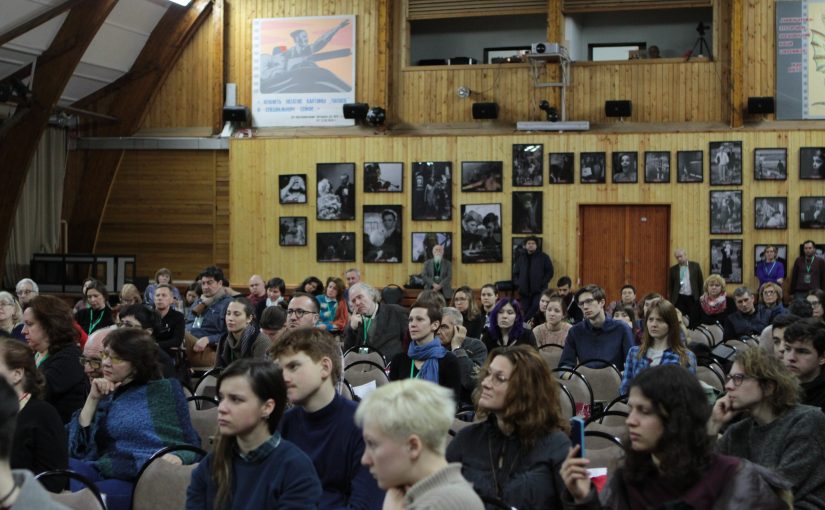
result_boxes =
[343,103,369,120]
[747,96,775,114]
[222,106,248,123]
[472,102,499,120]
[605,100,632,117]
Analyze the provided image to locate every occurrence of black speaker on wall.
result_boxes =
[222,105,249,123]
[605,100,632,117]
[747,96,775,114]
[472,102,499,120]
[342,103,369,120]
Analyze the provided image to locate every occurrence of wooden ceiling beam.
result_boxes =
[0,0,88,47]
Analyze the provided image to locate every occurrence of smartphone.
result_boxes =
[570,417,585,458]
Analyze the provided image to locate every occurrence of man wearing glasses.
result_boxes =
[286,293,320,330]
[14,278,38,309]
[722,287,771,341]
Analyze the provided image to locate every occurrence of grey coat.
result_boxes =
[422,258,453,299]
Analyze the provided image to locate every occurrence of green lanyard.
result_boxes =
[361,316,373,345]
[409,362,418,379]
[88,308,105,334]
[806,257,814,273]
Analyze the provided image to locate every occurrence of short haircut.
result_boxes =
[575,284,605,303]
[155,283,176,294]
[260,305,286,330]
[198,266,225,283]
[289,292,319,313]
[759,282,783,302]
[266,277,286,294]
[354,379,455,456]
[621,284,636,294]
[556,276,572,288]
[344,268,360,278]
[154,268,172,281]
[349,282,379,302]
[783,318,825,356]
[772,314,800,330]
[410,302,442,324]
[103,328,161,384]
[270,328,342,384]
[480,283,497,294]
[15,278,38,294]
[524,235,540,245]
[733,347,800,415]
[788,300,814,318]
[441,307,464,326]
[0,377,18,460]
[414,290,446,310]
[703,274,726,294]
[642,292,663,303]
[732,287,752,299]
[803,240,816,249]
[615,304,637,324]
[540,288,555,300]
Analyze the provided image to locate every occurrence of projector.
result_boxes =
[531,42,560,55]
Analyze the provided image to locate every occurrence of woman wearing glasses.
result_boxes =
[806,290,825,320]
[758,282,787,321]
[450,286,484,340]
[68,328,200,510]
[0,291,23,339]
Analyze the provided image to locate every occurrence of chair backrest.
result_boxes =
[339,380,356,401]
[557,382,576,420]
[704,323,724,346]
[538,343,563,371]
[343,347,387,369]
[688,328,712,347]
[574,361,622,404]
[132,445,206,510]
[190,406,219,452]
[344,360,390,396]
[696,365,725,392]
[380,285,404,305]
[552,368,595,418]
[586,411,628,439]
[187,395,219,412]
[36,470,106,510]
[584,430,625,470]
[724,338,751,352]
[193,367,221,400]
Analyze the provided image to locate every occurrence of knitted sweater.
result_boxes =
[404,463,484,510]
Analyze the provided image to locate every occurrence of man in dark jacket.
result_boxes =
[342,282,408,360]
[512,236,554,319]
[723,287,771,341]
[668,248,704,322]
[783,318,825,413]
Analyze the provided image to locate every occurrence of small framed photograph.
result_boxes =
[461,161,503,192]
[512,237,543,262]
[612,152,638,183]
[279,217,307,246]
[512,144,543,186]
[363,205,403,263]
[754,197,787,229]
[710,239,743,283]
[800,197,825,229]
[364,162,403,192]
[754,244,788,272]
[677,150,703,183]
[754,149,787,180]
[461,203,502,263]
[709,141,743,185]
[317,233,356,262]
[317,163,355,220]
[644,151,671,183]
[279,174,307,204]
[512,191,543,234]
[580,152,606,184]
[710,190,743,234]
[412,232,453,263]
[411,162,452,220]
[800,148,825,180]
[548,153,574,184]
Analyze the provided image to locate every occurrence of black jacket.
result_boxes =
[41,344,89,423]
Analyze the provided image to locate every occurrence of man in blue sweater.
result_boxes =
[559,284,634,370]
[272,328,384,510]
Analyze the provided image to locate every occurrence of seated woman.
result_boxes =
[74,280,114,336]
[68,328,200,510]
[0,291,23,340]
[299,276,324,297]
[697,274,736,326]
[807,289,825,320]
[527,289,554,329]
[214,297,270,369]
[533,294,572,348]
[0,336,67,492]
[479,283,498,332]
[612,304,642,344]
[562,364,792,508]
[620,299,697,395]
[316,277,348,333]
[450,286,484,340]
[480,298,537,352]
[118,283,143,308]
[144,267,182,308]
[186,359,322,509]
[758,282,787,321]
[356,379,483,510]
[447,345,571,508]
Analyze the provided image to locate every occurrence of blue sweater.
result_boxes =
[559,316,634,370]
[280,395,384,510]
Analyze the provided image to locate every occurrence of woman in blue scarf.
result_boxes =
[388,302,461,399]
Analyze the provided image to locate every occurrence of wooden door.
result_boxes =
[578,205,670,304]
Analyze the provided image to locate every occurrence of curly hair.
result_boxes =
[27,295,79,354]
[702,274,727,295]
[474,345,569,446]
[734,347,800,415]
[486,298,525,345]
[103,328,161,384]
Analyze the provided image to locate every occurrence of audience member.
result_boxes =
[186,266,232,367]
[246,274,267,308]
[300,276,324,296]
[153,283,186,357]
[421,244,453,299]
[415,289,446,310]
[697,274,735,326]
[807,289,825,320]
[647,44,661,58]
[480,298,537,352]
[756,245,785,286]
[760,313,800,358]
[533,294,572,348]
[782,318,825,412]
[479,283,498,330]
[451,286,484,339]
[215,297,270,368]
[183,281,200,328]
[512,236,554,318]
[791,240,825,300]
[316,277,348,333]
[723,287,771,340]
[117,305,176,378]
[118,283,142,308]
[286,292,320,330]
[144,268,181,308]
[343,268,361,308]
[343,283,408,360]
[0,292,23,340]
[612,304,641,343]
[438,307,487,408]
[75,280,115,336]
[256,277,286,319]
[80,328,105,380]
[557,276,583,323]
[259,305,287,346]
[14,278,38,309]
[758,282,787,321]
[606,284,639,318]
[72,278,98,314]
[527,289,554,329]
[668,248,704,321]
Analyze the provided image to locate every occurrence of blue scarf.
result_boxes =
[407,337,447,384]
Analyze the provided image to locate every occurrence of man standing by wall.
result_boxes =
[668,248,704,323]
[421,245,453,299]
[791,241,825,300]
[512,236,554,319]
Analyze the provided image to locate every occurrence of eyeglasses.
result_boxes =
[78,356,102,369]
[101,351,126,365]
[15,290,32,296]
[725,373,752,387]
[807,300,822,307]
[484,372,510,387]
[762,290,777,295]
[578,298,597,307]
[286,308,315,318]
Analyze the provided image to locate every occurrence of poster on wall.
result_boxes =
[775,1,825,119]
[251,15,355,127]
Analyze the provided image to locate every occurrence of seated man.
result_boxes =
[272,328,384,510]
[782,318,825,412]
[439,307,488,408]
[759,313,801,358]
[559,285,634,370]
[343,283,408,360]
[723,287,771,340]
[153,283,185,357]
[185,266,232,367]
[285,292,320,331]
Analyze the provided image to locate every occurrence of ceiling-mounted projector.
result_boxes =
[531,42,560,54]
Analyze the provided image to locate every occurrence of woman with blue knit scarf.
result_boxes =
[388,302,462,400]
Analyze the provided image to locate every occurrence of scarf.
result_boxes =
[222,323,259,364]
[700,294,728,316]
[407,338,447,384]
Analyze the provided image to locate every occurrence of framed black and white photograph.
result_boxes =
[644,151,671,183]
[754,197,787,229]
[512,237,543,262]
[317,163,355,220]
[317,233,356,262]
[461,203,502,263]
[580,152,606,184]
[677,150,703,183]
[364,162,403,192]
[710,239,743,284]
[279,217,307,246]
[800,197,825,229]
[548,153,574,184]
[710,190,743,234]
[754,149,787,180]
[363,205,402,263]
[709,141,743,185]
[512,144,543,186]
[411,161,452,220]
[512,191,542,234]
[800,147,825,180]
[612,152,638,183]
[279,174,307,204]
[754,244,788,272]
[412,232,453,263]
[461,161,503,192]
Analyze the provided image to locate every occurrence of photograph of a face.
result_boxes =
[800,147,825,180]
[461,161,503,192]
[279,174,307,203]
[710,239,743,283]
[364,162,403,192]
[412,232,453,263]
[548,153,574,184]
[710,190,742,234]
[709,141,743,185]
[279,217,307,246]
[512,144,543,186]
[512,191,542,234]
[363,205,402,263]
[800,197,825,229]
[612,152,638,183]
[754,149,787,180]
[461,203,502,263]
[317,232,356,262]
[754,197,787,230]
[580,152,606,184]
[677,150,703,183]
[317,163,355,220]
[644,152,671,183]
[411,162,452,220]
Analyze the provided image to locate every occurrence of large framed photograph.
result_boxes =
[412,232,453,263]
[279,217,307,246]
[317,163,355,220]
[512,191,543,234]
[548,153,574,184]
[754,197,787,229]
[317,232,356,262]
[800,148,825,180]
[363,205,402,262]
[364,162,403,192]
[580,152,606,184]
[279,174,308,204]
[754,148,787,180]
[710,239,743,283]
[677,150,703,183]
[411,161,452,220]
[461,203,502,263]
[512,144,543,186]
[612,152,638,183]
[710,190,743,234]
[709,141,743,185]
[754,244,788,273]
[800,197,825,229]
[644,151,671,183]
[461,161,503,192]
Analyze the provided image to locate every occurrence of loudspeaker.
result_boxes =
[342,103,369,120]
[222,105,248,123]
[472,102,499,120]
[747,96,775,114]
[605,100,632,117]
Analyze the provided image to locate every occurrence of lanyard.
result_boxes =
[361,316,373,345]
[88,308,105,334]
[806,257,814,274]
[409,361,418,379]
[765,261,777,275]
[434,261,441,275]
